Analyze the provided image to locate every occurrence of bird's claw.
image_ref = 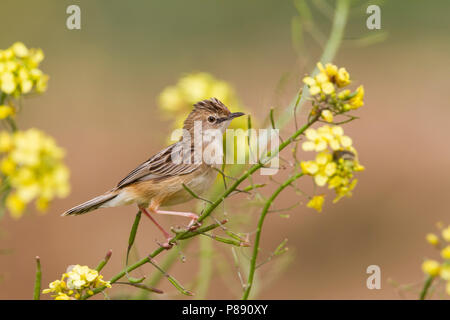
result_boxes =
[156,238,175,250]
[187,220,202,231]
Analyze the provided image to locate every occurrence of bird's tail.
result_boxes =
[62,192,119,216]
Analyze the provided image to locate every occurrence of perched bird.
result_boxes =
[62,98,244,248]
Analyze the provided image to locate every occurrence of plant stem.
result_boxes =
[419,276,433,300]
[33,256,41,300]
[96,249,112,272]
[134,240,190,300]
[242,172,304,300]
[241,0,350,300]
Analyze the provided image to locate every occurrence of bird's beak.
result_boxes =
[228,112,245,120]
[216,112,245,123]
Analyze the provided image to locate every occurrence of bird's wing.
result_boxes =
[116,143,200,188]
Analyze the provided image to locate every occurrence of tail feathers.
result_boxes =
[62,192,118,216]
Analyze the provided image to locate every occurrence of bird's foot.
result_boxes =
[156,238,175,250]
[187,219,202,231]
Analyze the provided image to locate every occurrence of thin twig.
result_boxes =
[96,249,112,272]
[182,183,213,204]
[231,247,247,291]
[419,276,434,300]
[148,257,193,296]
[33,256,41,300]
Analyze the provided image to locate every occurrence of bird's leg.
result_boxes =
[139,206,173,249]
[155,210,201,230]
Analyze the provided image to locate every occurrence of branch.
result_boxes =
[419,276,434,300]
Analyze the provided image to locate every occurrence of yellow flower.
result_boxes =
[347,85,364,110]
[304,69,336,96]
[303,76,321,96]
[335,67,351,87]
[0,105,15,119]
[0,132,13,152]
[0,157,16,175]
[11,42,29,58]
[158,86,184,114]
[441,264,450,280]
[0,42,48,96]
[442,226,450,242]
[1,72,16,94]
[43,264,111,300]
[321,110,333,123]
[54,293,71,300]
[426,233,440,246]
[300,160,319,175]
[5,193,26,219]
[301,125,363,203]
[307,195,325,213]
[317,62,338,79]
[441,246,450,260]
[0,128,70,218]
[321,82,335,95]
[302,128,327,152]
[422,260,441,277]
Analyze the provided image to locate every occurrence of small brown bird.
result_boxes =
[62,98,244,248]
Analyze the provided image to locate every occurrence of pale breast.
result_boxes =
[159,165,217,207]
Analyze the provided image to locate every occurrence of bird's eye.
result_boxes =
[207,116,216,123]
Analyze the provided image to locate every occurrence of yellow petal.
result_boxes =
[301,141,315,152]
[314,174,328,187]
[307,195,325,212]
[422,260,440,277]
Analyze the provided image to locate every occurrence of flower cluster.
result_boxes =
[0,128,70,219]
[421,223,450,295]
[42,265,111,300]
[0,42,48,99]
[300,125,364,209]
[303,62,364,123]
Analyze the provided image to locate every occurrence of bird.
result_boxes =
[62,98,245,249]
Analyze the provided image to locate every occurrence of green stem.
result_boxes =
[33,256,41,300]
[419,276,433,300]
[147,258,193,296]
[242,172,304,300]
[134,241,190,300]
[96,249,112,272]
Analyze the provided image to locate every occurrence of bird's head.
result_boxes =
[183,98,244,133]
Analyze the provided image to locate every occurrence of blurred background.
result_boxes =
[1,0,450,299]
